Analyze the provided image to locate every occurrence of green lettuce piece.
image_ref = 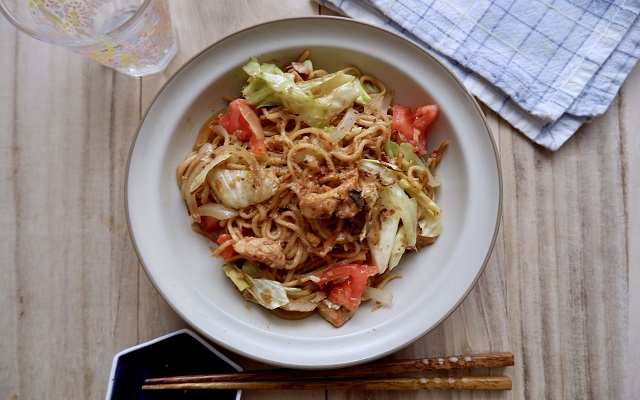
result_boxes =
[363,160,442,272]
[398,178,442,238]
[386,139,442,188]
[241,57,366,127]
[385,140,429,170]
[388,226,407,271]
[384,139,401,159]
[393,142,443,234]
[387,183,418,248]
[352,78,371,105]
[222,263,289,310]
[249,278,289,310]
[366,207,400,274]
[296,70,354,95]
[398,142,429,170]
[223,263,250,292]
[208,168,279,209]
[239,261,265,279]
[241,57,288,106]
[366,182,418,273]
[361,159,396,186]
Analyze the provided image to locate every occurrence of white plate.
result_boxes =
[126,16,502,368]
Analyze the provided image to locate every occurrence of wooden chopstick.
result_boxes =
[142,351,514,391]
[143,376,512,391]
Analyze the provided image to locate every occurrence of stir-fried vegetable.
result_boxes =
[362,157,442,273]
[223,263,289,309]
[315,264,379,311]
[391,104,439,156]
[242,57,365,127]
[219,99,267,155]
[209,168,279,209]
[179,53,446,327]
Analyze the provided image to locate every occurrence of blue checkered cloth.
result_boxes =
[316,0,640,150]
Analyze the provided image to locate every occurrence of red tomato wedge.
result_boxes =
[216,233,236,259]
[315,264,378,311]
[218,99,267,155]
[391,104,414,143]
[391,104,439,156]
[200,216,221,232]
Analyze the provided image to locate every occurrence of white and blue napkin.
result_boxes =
[316,0,640,150]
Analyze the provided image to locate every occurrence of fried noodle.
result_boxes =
[177,52,447,327]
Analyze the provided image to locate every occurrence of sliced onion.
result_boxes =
[379,92,393,115]
[331,108,359,142]
[364,91,393,116]
[362,286,393,306]
[197,203,238,220]
[198,142,213,156]
[280,300,319,312]
[427,168,442,187]
[183,159,210,217]
[188,152,232,193]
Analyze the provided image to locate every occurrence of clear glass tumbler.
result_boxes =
[0,0,178,77]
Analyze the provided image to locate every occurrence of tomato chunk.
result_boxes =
[412,105,439,132]
[316,264,378,311]
[391,103,439,156]
[218,99,267,155]
[216,233,236,259]
[200,216,221,232]
[391,104,414,144]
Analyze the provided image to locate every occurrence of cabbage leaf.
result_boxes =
[223,263,289,310]
[209,168,279,209]
[362,158,442,273]
[241,57,366,127]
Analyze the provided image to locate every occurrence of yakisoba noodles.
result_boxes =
[177,51,447,327]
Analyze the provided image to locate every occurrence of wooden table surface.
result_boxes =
[1,1,638,399]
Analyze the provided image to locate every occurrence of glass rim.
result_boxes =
[0,0,156,47]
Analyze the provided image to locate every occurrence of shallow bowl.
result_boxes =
[126,16,502,368]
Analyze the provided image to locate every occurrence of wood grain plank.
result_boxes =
[0,15,20,400]
[618,61,640,399]
[574,110,627,400]
[500,96,628,400]
[0,17,142,399]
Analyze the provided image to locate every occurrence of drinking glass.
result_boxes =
[0,0,178,77]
